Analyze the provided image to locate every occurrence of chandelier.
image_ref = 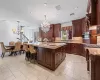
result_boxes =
[41,15,50,33]
[12,21,24,35]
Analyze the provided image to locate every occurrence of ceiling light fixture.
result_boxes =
[41,3,50,33]
[41,15,50,33]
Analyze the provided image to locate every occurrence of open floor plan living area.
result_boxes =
[0,0,100,80]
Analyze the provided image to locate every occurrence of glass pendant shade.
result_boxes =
[41,15,50,33]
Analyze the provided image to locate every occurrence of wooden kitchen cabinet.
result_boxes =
[45,50,53,67]
[77,44,85,56]
[65,43,71,53]
[37,47,45,63]
[37,45,66,71]
[70,43,77,54]
[54,24,61,37]
[86,48,100,80]
[90,30,97,44]
[89,55,100,80]
[72,19,83,37]
[97,0,100,25]
[41,24,54,41]
[65,43,85,57]
[39,24,61,41]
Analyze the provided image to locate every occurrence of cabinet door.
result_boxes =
[40,24,54,41]
[55,52,60,66]
[37,48,45,63]
[45,50,52,67]
[72,19,82,37]
[90,30,97,44]
[70,43,77,54]
[82,17,90,33]
[77,44,83,56]
[46,24,54,40]
[97,0,100,25]
[66,43,71,53]
[54,24,61,37]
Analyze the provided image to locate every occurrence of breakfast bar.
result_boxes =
[33,42,66,71]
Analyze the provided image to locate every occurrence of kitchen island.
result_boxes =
[33,42,66,71]
[85,47,100,80]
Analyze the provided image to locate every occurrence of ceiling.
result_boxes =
[0,0,88,27]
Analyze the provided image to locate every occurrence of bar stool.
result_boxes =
[29,44,37,63]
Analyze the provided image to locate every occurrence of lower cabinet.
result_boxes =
[55,46,66,67]
[37,46,66,70]
[70,43,78,54]
[37,48,53,68]
[55,52,61,66]
[45,51,53,67]
[89,54,100,80]
[66,43,71,53]
[65,43,85,57]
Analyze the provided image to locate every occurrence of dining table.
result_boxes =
[5,45,23,56]
[5,45,15,49]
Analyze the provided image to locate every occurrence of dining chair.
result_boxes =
[23,43,30,60]
[0,42,12,58]
[9,41,15,46]
[23,42,28,44]
[12,42,22,55]
[29,44,37,63]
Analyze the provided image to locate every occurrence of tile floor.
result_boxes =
[0,54,90,80]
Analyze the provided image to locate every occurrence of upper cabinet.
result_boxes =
[90,0,100,25]
[72,17,90,37]
[39,24,54,41]
[91,0,97,25]
[53,24,61,37]
[72,19,83,37]
[39,23,61,41]
[46,24,54,39]
[97,0,100,25]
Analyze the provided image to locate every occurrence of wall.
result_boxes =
[0,21,19,55]
[23,27,39,42]
[0,21,19,45]
[61,21,72,27]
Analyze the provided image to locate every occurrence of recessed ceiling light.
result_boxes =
[56,5,61,10]
[44,3,47,6]
[75,7,78,10]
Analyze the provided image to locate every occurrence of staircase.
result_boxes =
[21,33,29,42]
[17,33,29,42]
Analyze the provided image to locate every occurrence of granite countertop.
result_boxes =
[55,40,100,48]
[85,47,100,56]
[29,42,66,49]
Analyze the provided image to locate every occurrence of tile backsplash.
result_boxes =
[72,37,83,43]
[97,36,100,44]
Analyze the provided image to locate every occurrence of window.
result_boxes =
[61,30,69,40]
